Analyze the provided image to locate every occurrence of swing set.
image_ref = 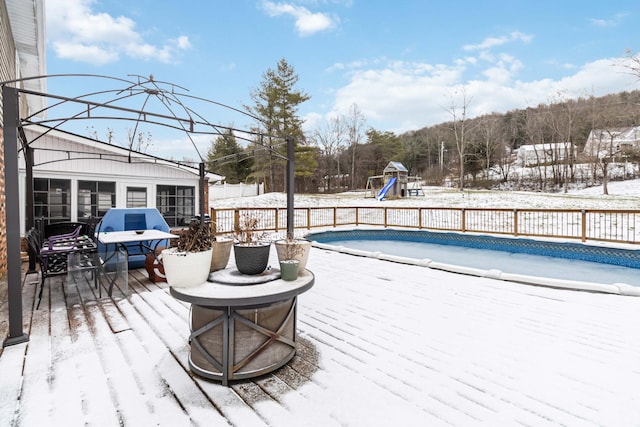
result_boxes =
[364,162,424,199]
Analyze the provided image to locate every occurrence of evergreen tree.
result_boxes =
[206,129,253,184]
[245,58,311,191]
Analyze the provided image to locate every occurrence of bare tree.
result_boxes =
[491,120,515,183]
[446,87,472,189]
[622,49,640,80]
[86,126,114,144]
[585,128,623,195]
[546,92,580,192]
[521,108,550,190]
[476,115,501,180]
[128,129,152,152]
[344,104,367,190]
[311,116,346,192]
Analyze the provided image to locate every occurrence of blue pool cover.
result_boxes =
[306,229,640,269]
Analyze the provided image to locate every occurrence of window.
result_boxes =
[156,185,195,227]
[127,187,147,208]
[78,181,116,219]
[34,178,71,224]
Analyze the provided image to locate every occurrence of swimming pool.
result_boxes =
[306,229,640,296]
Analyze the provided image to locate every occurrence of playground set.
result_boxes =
[364,161,425,200]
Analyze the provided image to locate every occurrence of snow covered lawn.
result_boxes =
[211,180,640,210]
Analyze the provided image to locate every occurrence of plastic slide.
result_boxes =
[376,177,397,201]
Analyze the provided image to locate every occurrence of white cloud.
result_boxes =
[330,61,463,131]
[302,111,323,133]
[326,55,636,135]
[219,62,237,72]
[52,41,119,65]
[175,36,192,50]
[463,31,533,52]
[326,62,345,72]
[589,13,628,28]
[261,1,337,36]
[479,53,523,84]
[46,0,190,65]
[312,29,639,134]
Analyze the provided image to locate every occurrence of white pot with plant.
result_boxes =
[162,219,213,287]
[275,237,311,277]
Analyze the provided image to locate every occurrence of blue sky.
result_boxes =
[44,0,640,160]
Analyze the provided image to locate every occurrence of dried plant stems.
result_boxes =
[176,220,214,252]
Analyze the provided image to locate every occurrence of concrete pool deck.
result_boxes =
[2,247,640,425]
[312,241,640,296]
[309,227,640,297]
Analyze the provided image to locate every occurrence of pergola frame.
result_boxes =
[2,75,296,347]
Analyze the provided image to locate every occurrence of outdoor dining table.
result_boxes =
[97,229,178,253]
[170,269,315,386]
[97,229,178,295]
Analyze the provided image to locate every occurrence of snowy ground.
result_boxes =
[211,179,640,210]
[2,181,640,426]
[2,244,640,426]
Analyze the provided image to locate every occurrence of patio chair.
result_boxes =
[79,217,101,242]
[42,220,99,270]
[44,221,88,239]
[26,226,99,308]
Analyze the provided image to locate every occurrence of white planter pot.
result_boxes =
[275,240,311,273]
[162,248,213,288]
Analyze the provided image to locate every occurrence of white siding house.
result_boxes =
[516,142,576,166]
[19,125,223,232]
[583,126,640,158]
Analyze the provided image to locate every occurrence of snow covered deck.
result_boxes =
[2,247,640,426]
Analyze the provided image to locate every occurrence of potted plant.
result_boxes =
[275,236,311,279]
[275,239,302,281]
[233,215,271,275]
[210,235,233,272]
[162,219,213,287]
[210,218,233,272]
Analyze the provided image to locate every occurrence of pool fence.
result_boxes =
[210,207,640,245]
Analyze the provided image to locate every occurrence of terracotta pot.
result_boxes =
[210,238,233,272]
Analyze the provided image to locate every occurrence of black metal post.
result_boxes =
[199,162,205,224]
[3,85,29,347]
[25,145,36,272]
[286,136,294,240]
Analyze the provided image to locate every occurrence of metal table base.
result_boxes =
[170,269,314,386]
[189,298,298,385]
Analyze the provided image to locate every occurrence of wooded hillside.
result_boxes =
[396,90,640,191]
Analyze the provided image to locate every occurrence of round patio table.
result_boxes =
[170,269,314,385]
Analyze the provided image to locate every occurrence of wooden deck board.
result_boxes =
[3,248,640,426]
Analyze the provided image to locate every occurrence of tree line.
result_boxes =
[207,57,640,194]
